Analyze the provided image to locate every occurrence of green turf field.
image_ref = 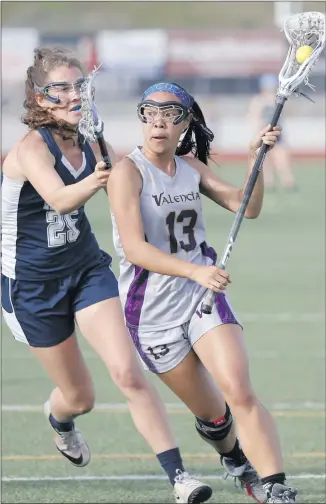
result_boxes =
[1,162,325,503]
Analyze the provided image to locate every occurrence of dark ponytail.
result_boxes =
[176,101,214,166]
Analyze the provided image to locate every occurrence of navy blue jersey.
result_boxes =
[2,128,102,280]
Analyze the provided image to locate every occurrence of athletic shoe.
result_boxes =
[173,469,212,503]
[266,483,298,503]
[222,456,266,503]
[44,400,91,467]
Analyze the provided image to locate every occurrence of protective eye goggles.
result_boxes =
[35,77,86,104]
[137,100,191,125]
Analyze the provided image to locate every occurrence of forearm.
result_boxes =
[51,176,99,214]
[126,241,196,279]
[241,151,264,218]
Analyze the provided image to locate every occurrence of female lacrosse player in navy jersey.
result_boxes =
[1,49,214,504]
[108,82,298,503]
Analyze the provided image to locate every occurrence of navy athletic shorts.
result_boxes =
[1,251,119,347]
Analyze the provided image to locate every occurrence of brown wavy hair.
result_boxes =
[22,47,84,140]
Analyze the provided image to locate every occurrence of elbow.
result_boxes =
[54,207,66,216]
[245,208,261,219]
[243,197,263,219]
[123,241,146,266]
[51,203,72,215]
[124,245,140,265]
[48,196,76,215]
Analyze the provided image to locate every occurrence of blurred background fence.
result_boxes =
[2,1,325,160]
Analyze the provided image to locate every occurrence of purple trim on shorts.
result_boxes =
[201,241,238,325]
[214,293,239,325]
[125,266,157,372]
[127,326,157,373]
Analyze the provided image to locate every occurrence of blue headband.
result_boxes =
[141,83,194,109]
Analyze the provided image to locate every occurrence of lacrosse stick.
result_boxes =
[79,65,112,169]
[201,11,325,315]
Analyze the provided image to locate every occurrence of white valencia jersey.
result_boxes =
[111,147,217,332]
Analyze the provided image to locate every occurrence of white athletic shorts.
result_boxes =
[128,292,242,374]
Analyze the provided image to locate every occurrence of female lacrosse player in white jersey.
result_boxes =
[2,50,213,504]
[108,82,298,504]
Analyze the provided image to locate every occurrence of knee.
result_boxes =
[110,365,147,397]
[65,388,95,415]
[223,381,257,411]
[196,403,233,441]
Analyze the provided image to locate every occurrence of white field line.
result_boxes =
[2,473,325,483]
[1,401,325,413]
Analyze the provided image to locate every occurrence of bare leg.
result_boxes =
[30,334,94,466]
[157,345,267,502]
[30,333,94,421]
[159,350,237,454]
[75,298,215,501]
[194,324,284,478]
[75,297,177,454]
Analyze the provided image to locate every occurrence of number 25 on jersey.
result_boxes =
[43,203,80,248]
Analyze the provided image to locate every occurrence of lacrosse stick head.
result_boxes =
[277,11,325,99]
[78,65,103,142]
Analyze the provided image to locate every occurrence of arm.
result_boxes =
[18,132,105,215]
[186,123,280,219]
[107,158,197,278]
[186,156,262,219]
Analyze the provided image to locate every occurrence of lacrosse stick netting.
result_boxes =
[201,11,325,315]
[79,66,112,169]
[279,11,325,98]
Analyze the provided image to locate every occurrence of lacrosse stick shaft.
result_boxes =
[96,132,112,169]
[201,97,287,315]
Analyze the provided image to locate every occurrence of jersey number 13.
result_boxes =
[166,209,197,254]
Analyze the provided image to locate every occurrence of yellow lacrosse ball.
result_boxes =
[296,45,313,64]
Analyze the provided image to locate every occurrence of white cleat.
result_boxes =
[222,457,266,503]
[173,470,212,503]
[44,401,91,468]
[266,483,298,503]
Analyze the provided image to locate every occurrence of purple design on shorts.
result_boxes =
[127,326,157,373]
[125,266,157,372]
[214,293,238,325]
[200,241,238,325]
